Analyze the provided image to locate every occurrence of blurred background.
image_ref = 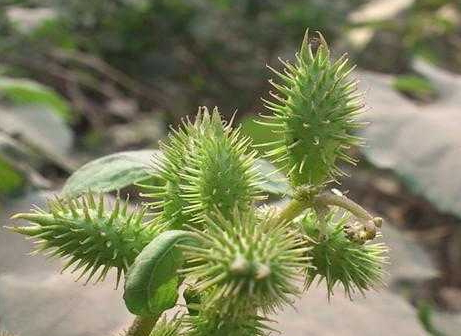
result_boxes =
[0,0,460,335]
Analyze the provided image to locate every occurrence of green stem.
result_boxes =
[125,315,159,336]
[277,198,311,223]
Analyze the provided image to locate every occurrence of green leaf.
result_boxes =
[393,75,437,101]
[0,77,71,121]
[123,230,195,316]
[256,159,291,196]
[0,156,24,194]
[61,150,161,198]
[241,117,282,148]
[240,117,290,196]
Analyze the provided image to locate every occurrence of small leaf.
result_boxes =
[256,159,291,196]
[123,230,195,316]
[61,150,162,198]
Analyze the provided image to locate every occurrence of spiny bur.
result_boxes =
[9,193,163,287]
[144,106,263,229]
[301,208,388,298]
[258,30,366,187]
[149,316,184,336]
[179,207,310,314]
[185,308,270,336]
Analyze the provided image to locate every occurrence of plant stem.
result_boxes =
[277,198,311,223]
[313,203,329,239]
[125,315,159,336]
[314,193,372,222]
[277,188,375,226]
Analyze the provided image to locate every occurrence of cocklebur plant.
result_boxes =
[7,30,388,336]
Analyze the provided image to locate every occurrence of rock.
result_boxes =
[348,2,413,49]
[275,284,426,336]
[438,287,461,311]
[432,310,461,336]
[0,273,129,336]
[358,66,461,219]
[382,224,438,284]
[0,106,73,157]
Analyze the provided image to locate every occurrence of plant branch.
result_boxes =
[125,315,159,336]
[313,193,373,222]
[277,198,311,223]
[277,187,379,228]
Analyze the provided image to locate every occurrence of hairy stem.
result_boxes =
[125,315,159,336]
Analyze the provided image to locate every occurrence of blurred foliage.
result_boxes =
[1,0,369,123]
[0,76,71,120]
[405,0,461,71]
[393,74,437,102]
[355,0,461,74]
[417,301,446,336]
[0,73,73,197]
[0,157,24,195]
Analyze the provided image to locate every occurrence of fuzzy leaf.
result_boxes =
[123,230,195,316]
[62,150,162,197]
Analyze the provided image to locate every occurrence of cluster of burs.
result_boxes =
[10,31,388,336]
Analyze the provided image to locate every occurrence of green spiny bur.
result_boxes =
[180,207,310,314]
[149,316,184,336]
[145,106,262,228]
[301,208,388,298]
[259,30,366,187]
[9,194,163,287]
[181,109,262,224]
[185,307,269,336]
